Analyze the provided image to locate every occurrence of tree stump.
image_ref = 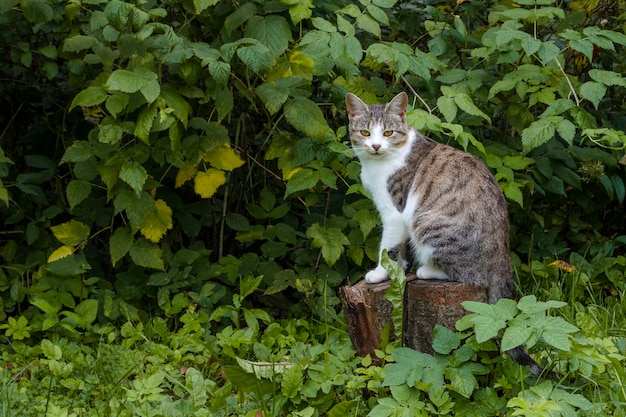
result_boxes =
[340,275,488,359]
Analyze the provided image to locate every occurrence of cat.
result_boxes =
[345,91,544,375]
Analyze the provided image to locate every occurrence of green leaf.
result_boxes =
[356,14,381,38]
[556,118,576,145]
[46,253,91,276]
[501,323,533,351]
[63,35,98,52]
[437,96,457,123]
[432,325,460,354]
[284,97,332,139]
[382,250,406,340]
[306,223,350,267]
[61,141,94,164]
[119,161,148,195]
[521,118,556,153]
[237,43,274,73]
[569,38,594,62]
[99,124,124,144]
[453,93,491,122]
[245,15,292,58]
[106,69,142,93]
[134,102,157,143]
[589,69,626,87]
[580,81,607,109]
[224,2,257,34]
[240,275,263,300]
[129,238,164,270]
[285,168,319,196]
[110,227,133,266]
[51,220,90,247]
[70,87,108,109]
[281,364,303,399]
[447,366,477,398]
[74,299,99,327]
[66,180,92,210]
[106,93,129,117]
[193,0,218,14]
[161,85,191,127]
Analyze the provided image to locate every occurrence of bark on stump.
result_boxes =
[340,275,488,359]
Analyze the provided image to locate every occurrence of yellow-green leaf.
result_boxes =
[194,169,227,199]
[204,144,245,171]
[140,199,173,243]
[47,245,74,263]
[175,163,198,188]
[50,220,90,247]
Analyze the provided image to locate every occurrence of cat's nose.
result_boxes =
[372,144,381,151]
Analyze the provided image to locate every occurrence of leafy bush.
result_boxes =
[1,0,626,415]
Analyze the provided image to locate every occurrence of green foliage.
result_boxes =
[1,0,626,415]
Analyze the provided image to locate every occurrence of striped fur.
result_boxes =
[346,92,512,304]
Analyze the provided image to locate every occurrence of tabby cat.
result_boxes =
[346,92,542,374]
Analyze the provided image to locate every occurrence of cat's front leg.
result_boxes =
[366,214,408,284]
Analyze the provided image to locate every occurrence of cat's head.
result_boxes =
[345,92,410,159]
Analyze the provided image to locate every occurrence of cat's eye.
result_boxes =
[360,130,371,136]
[383,130,393,137]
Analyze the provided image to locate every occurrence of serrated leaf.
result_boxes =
[437,96,457,123]
[47,245,75,263]
[194,169,227,199]
[134,103,157,143]
[66,179,91,210]
[129,238,164,270]
[51,220,90,247]
[140,199,173,243]
[453,93,491,122]
[589,69,626,87]
[284,97,332,139]
[447,367,477,398]
[63,35,99,52]
[106,93,129,118]
[245,15,292,58]
[569,38,594,62]
[306,223,349,266]
[61,141,94,164]
[580,81,607,109]
[70,87,108,110]
[119,161,147,195]
[204,144,244,171]
[110,227,133,265]
[106,69,141,93]
[161,85,191,127]
[501,323,533,351]
[175,163,197,188]
[237,43,274,73]
[281,365,303,399]
[432,325,460,354]
[193,0,218,14]
[356,14,381,38]
[285,168,318,196]
[99,124,124,144]
[556,118,576,145]
[521,118,556,153]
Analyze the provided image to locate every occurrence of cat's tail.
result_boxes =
[507,345,553,378]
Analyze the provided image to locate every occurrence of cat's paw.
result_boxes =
[365,266,389,283]
[416,265,450,280]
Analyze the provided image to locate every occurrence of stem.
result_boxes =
[402,76,432,114]
[554,57,580,106]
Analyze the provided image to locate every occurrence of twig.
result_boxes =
[554,57,580,106]
[402,76,433,114]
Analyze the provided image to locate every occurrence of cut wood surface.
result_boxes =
[340,275,487,358]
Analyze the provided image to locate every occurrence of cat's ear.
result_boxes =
[345,93,368,118]
[385,92,408,118]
